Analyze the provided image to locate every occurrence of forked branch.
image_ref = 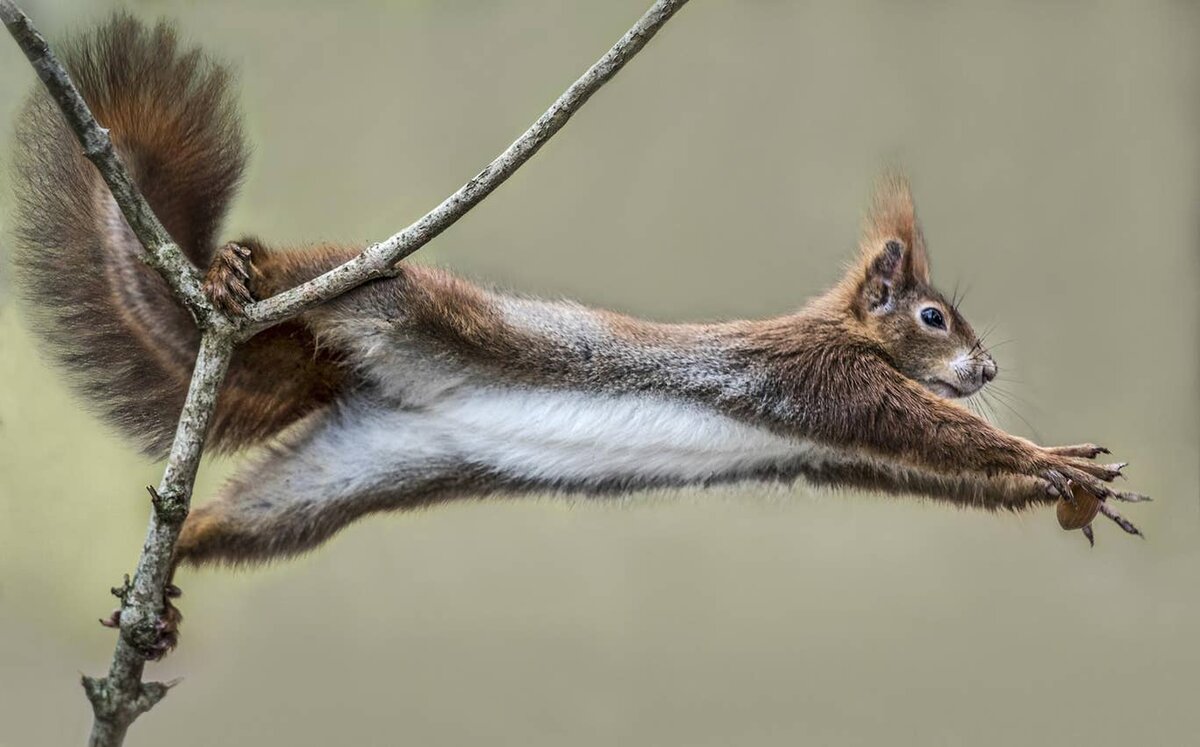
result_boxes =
[0,1,691,745]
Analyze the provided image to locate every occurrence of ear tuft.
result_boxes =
[859,172,930,284]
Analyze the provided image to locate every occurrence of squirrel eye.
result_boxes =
[920,307,946,330]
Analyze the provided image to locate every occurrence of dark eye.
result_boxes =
[920,307,946,330]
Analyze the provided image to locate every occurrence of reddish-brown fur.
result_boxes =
[11,16,1144,598]
[12,17,346,456]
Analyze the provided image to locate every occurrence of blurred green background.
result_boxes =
[1,1,1198,745]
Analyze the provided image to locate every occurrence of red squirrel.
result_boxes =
[11,17,1145,620]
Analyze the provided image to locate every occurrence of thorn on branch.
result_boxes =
[80,674,108,710]
[134,678,179,714]
[110,574,133,603]
[82,673,175,721]
[147,485,188,524]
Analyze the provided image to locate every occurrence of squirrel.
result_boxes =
[10,17,1146,635]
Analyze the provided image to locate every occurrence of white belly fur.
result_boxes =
[435,386,818,484]
[295,385,844,499]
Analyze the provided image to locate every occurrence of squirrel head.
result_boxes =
[844,174,997,399]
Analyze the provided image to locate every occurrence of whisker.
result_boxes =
[993,365,1030,386]
[967,396,994,424]
[973,325,1000,354]
[984,397,999,425]
[987,389,1033,414]
[978,394,1000,426]
[982,390,1044,441]
[964,394,983,420]
[995,376,1028,386]
[954,283,972,313]
[988,384,1040,410]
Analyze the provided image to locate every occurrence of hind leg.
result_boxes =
[175,399,478,568]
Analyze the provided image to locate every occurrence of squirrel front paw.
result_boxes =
[1035,444,1149,544]
[203,242,258,316]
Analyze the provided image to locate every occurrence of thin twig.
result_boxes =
[78,334,233,747]
[0,1,691,745]
[242,0,690,333]
[81,337,234,747]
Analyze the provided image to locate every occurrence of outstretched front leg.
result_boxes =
[801,456,1144,545]
[808,357,1150,541]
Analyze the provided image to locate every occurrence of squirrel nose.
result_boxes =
[981,357,998,384]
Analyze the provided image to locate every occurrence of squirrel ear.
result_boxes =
[859,239,905,314]
[859,173,930,286]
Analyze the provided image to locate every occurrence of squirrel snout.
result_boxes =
[980,357,998,384]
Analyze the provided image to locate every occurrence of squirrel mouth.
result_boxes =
[922,378,976,399]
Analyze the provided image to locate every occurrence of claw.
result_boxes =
[1044,470,1074,502]
[1099,462,1129,480]
[1038,476,1061,497]
[1110,490,1151,503]
[1060,468,1112,498]
[98,586,184,659]
[1047,444,1110,459]
[1098,502,1144,538]
[1073,475,1112,499]
[203,242,257,317]
[1081,524,1095,547]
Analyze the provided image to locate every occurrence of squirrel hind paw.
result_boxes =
[97,593,184,661]
[203,242,258,316]
[148,599,184,660]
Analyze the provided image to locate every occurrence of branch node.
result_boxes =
[82,674,174,722]
[110,574,133,603]
[82,133,113,159]
[81,674,110,712]
[147,485,188,525]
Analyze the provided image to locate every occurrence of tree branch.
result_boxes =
[75,334,235,747]
[241,0,690,333]
[0,1,691,745]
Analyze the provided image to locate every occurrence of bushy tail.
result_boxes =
[11,15,341,457]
